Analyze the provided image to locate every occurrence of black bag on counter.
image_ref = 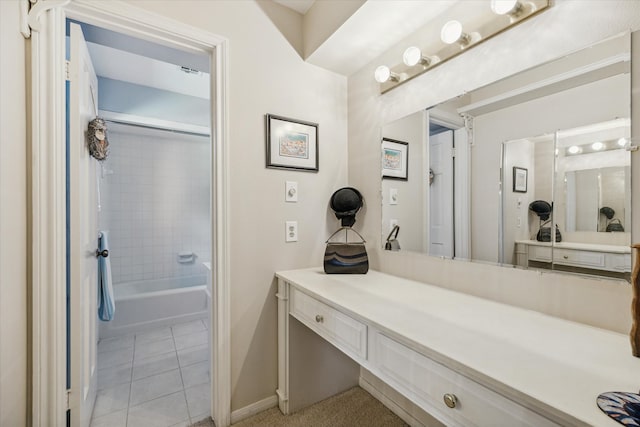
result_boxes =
[324,227,369,274]
[385,225,401,251]
[606,219,625,232]
[536,220,562,242]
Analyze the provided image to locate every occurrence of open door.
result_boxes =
[68,22,99,427]
[429,130,454,258]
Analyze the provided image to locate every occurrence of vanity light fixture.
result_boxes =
[374,0,550,94]
[591,141,605,151]
[374,65,400,83]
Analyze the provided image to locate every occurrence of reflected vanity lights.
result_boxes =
[565,138,630,156]
[374,0,550,92]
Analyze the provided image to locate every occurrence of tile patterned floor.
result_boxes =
[90,319,211,427]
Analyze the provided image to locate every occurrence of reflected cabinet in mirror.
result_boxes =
[381,33,632,281]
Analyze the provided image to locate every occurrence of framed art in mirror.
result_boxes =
[382,138,409,180]
[266,114,318,172]
[513,167,528,193]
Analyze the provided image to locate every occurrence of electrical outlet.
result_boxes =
[286,221,298,242]
[285,181,298,202]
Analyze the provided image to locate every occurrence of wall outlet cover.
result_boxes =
[286,221,298,242]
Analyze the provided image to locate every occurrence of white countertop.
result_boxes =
[276,268,640,426]
[516,239,631,254]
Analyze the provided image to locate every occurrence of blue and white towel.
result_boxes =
[98,231,115,321]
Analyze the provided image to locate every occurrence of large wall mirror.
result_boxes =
[381,33,632,281]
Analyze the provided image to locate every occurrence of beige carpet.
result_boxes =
[191,387,409,427]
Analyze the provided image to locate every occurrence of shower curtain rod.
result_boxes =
[100,111,211,137]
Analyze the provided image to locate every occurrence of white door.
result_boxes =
[429,130,454,258]
[68,22,99,427]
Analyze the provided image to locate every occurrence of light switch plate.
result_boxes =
[390,188,398,205]
[286,221,298,242]
[285,181,298,202]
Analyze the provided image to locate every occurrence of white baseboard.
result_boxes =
[359,376,427,427]
[230,394,279,424]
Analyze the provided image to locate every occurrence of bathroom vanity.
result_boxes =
[276,268,640,426]
[515,240,631,276]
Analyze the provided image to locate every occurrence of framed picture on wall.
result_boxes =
[266,114,319,172]
[381,138,409,180]
[513,166,528,193]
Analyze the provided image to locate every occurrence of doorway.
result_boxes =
[426,108,469,259]
[27,3,230,427]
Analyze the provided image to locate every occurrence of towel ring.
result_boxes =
[96,249,109,258]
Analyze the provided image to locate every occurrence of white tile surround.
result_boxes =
[99,128,211,285]
[92,318,210,427]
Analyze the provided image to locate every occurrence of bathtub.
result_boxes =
[99,275,209,338]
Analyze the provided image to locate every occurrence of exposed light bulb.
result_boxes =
[618,137,628,147]
[441,20,467,45]
[591,141,604,151]
[568,145,581,155]
[374,65,392,83]
[403,47,420,66]
[403,47,434,67]
[491,0,520,15]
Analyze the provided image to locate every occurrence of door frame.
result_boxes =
[25,1,231,426]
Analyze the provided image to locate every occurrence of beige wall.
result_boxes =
[131,0,348,411]
[348,0,640,334]
[0,1,28,425]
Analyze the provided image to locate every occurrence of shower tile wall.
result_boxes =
[99,129,211,285]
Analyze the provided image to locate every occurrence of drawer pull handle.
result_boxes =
[443,393,457,409]
[315,315,324,323]
[563,255,569,259]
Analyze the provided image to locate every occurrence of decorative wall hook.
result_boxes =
[87,117,110,161]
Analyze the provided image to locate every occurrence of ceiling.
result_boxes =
[304,0,458,75]
[267,0,462,75]
[76,21,210,100]
[273,0,316,15]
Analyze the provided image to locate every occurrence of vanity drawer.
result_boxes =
[290,288,367,361]
[553,249,605,269]
[606,252,632,272]
[369,332,559,427]
[528,245,551,262]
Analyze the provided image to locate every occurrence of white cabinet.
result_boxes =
[279,279,563,426]
[516,240,631,273]
[368,331,559,427]
[290,287,367,362]
[276,268,638,427]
